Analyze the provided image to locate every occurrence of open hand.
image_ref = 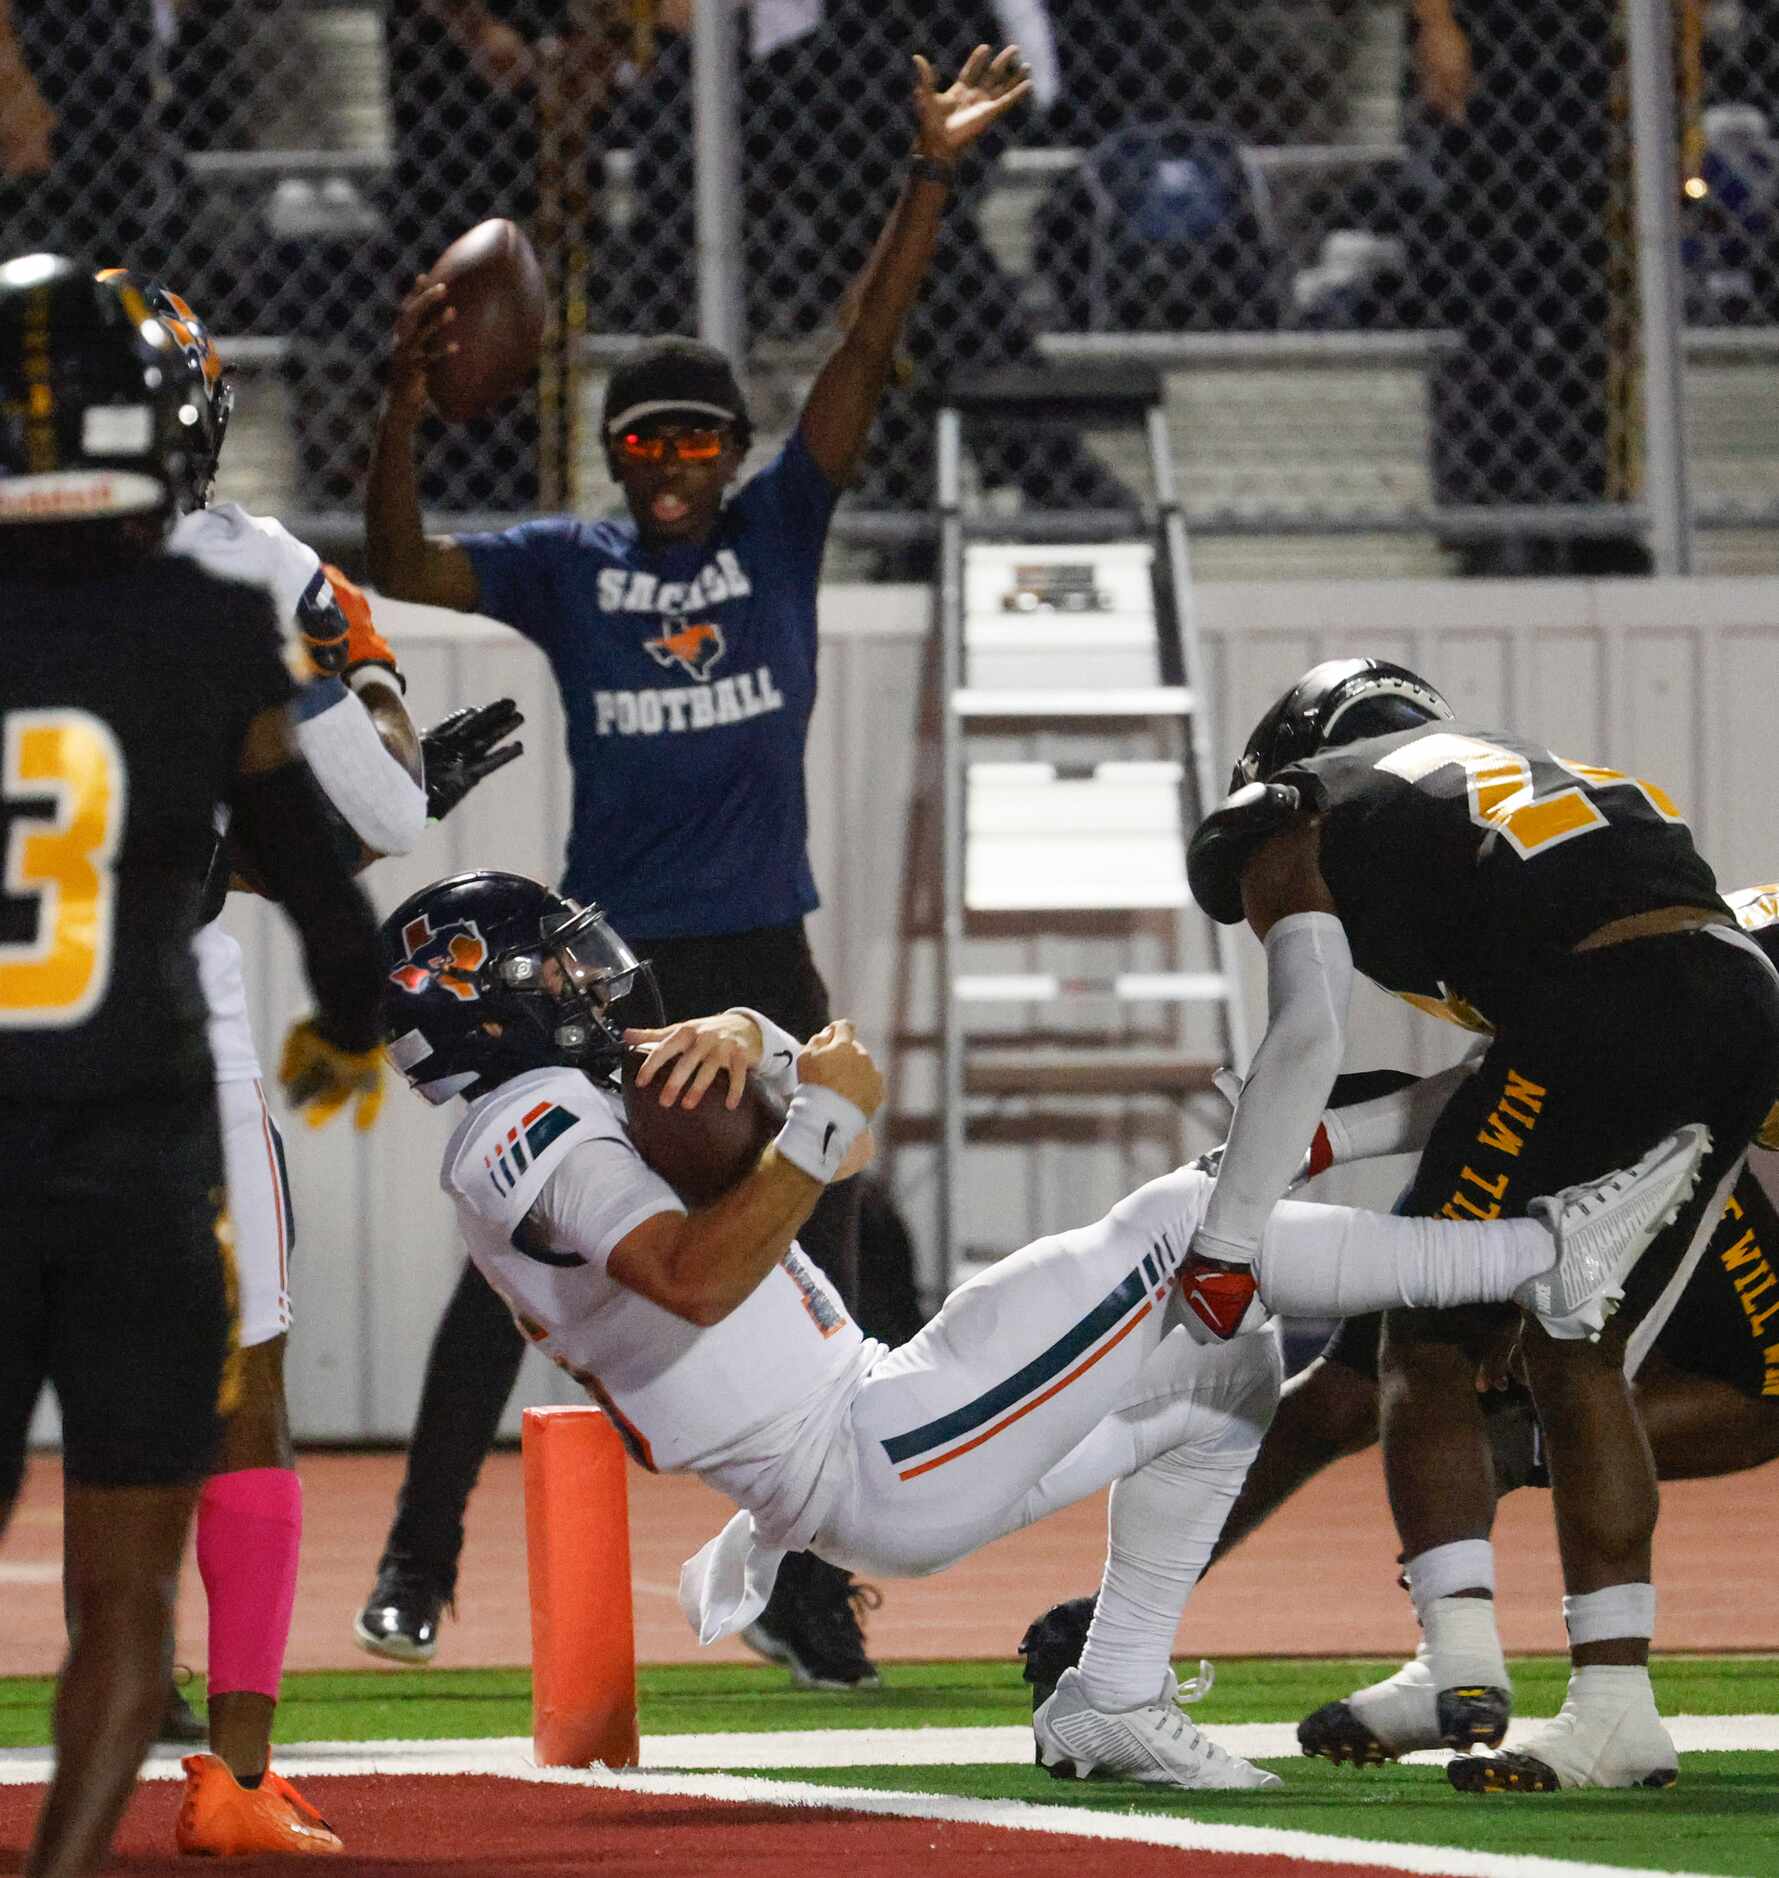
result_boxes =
[421,699,525,821]
[912,43,1031,166]
[625,1015,759,1112]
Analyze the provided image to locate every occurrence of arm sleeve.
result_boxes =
[728,1007,802,1105]
[1195,911,1353,1262]
[456,519,568,649]
[228,757,384,1053]
[1322,1061,1478,1166]
[527,1136,684,1270]
[291,676,428,857]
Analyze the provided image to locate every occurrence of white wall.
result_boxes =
[215,574,1779,1439]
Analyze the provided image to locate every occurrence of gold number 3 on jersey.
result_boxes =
[0,708,127,1025]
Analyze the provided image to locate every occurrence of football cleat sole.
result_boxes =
[1436,1684,1512,1750]
[1447,1748,1678,1794]
[1297,1700,1398,1768]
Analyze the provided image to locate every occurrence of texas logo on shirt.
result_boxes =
[645,619,727,680]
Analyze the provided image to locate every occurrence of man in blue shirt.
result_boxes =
[358,41,1033,1690]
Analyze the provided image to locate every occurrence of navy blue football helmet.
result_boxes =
[380,871,661,1105]
[1230,657,1452,792]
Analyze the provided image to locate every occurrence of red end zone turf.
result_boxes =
[0,1773,1437,1877]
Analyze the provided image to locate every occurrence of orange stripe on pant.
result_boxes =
[896,1301,1153,1481]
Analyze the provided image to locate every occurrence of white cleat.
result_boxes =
[1449,1693,1679,1792]
[1519,1124,1711,1340]
[1297,1648,1442,1765]
[1034,1666,1281,1790]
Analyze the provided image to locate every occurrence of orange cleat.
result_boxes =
[176,1754,344,1856]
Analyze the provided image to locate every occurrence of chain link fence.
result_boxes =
[3,2,1776,571]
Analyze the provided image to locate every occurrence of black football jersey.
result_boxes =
[1278,722,1726,1030]
[1,555,293,1100]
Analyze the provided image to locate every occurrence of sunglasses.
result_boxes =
[614,427,729,463]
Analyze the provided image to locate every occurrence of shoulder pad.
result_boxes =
[1186,781,1303,925]
[446,1069,622,1232]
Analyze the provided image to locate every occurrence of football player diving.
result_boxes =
[369,865,1702,1791]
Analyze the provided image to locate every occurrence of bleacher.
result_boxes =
[173,3,1779,577]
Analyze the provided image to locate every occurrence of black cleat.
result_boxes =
[1297,1698,1398,1768]
[156,1676,207,1746]
[741,1550,882,1690]
[1447,1747,1676,1794]
[353,1568,446,1664]
[1437,1684,1512,1750]
[1017,1596,1096,1712]
[1017,1594,1096,1763]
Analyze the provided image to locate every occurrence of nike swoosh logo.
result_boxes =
[822,1122,837,1155]
[773,1050,793,1065]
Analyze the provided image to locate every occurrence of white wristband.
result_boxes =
[773,1084,868,1184]
[729,1007,802,1105]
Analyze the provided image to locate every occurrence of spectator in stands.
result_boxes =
[616,1,1132,548]
[1048,1,1357,147]
[1407,0,1652,575]
[0,0,165,266]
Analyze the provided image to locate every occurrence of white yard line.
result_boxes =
[0,1725,1770,1877]
[0,1713,1773,1784]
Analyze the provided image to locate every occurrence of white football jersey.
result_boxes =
[173,504,330,1084]
[442,1065,873,1531]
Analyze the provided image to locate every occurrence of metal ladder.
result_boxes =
[933,366,1249,1288]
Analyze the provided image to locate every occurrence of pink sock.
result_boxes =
[196,1468,302,1700]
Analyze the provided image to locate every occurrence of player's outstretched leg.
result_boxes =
[1031,1338,1281,1791]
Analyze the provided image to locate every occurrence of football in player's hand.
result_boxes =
[423,219,547,422]
[621,1049,786,1207]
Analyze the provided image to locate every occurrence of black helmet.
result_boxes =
[380,871,662,1105]
[1231,658,1453,792]
[96,267,233,510]
[0,254,206,546]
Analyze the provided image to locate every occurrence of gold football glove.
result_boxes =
[279,1017,386,1132]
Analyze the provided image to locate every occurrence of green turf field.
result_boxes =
[3,1657,1774,1875]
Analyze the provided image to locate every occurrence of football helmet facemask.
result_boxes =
[95,267,233,510]
[0,254,203,544]
[1231,657,1453,792]
[380,871,662,1106]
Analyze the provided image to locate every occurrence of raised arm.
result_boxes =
[365,278,483,611]
[798,43,1031,486]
